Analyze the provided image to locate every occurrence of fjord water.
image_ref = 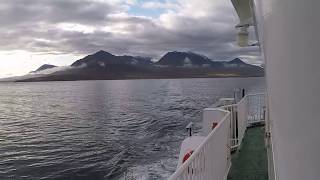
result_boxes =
[0,78,265,180]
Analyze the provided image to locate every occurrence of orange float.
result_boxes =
[182,150,194,163]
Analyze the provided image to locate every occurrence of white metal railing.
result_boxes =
[169,109,231,180]
[169,93,266,180]
[234,96,248,148]
[246,93,266,126]
[221,93,266,150]
[221,104,239,150]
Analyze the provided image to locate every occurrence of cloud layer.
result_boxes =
[0,0,260,68]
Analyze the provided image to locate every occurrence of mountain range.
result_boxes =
[30,64,57,73]
[18,50,263,82]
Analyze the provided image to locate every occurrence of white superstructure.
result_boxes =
[234,0,320,179]
[253,0,320,179]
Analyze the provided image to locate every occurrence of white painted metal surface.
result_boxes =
[235,97,248,147]
[177,136,206,168]
[169,94,266,180]
[169,109,231,180]
[251,0,320,179]
[202,107,230,136]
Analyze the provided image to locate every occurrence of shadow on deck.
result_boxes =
[227,126,268,180]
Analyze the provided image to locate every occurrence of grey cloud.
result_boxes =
[0,0,120,26]
[0,0,260,63]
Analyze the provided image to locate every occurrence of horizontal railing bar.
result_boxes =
[246,92,266,96]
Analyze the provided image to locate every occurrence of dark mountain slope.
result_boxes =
[156,51,216,67]
[30,64,57,73]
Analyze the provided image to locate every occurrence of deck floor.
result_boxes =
[227,126,268,180]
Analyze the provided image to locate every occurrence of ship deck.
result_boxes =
[227,126,268,180]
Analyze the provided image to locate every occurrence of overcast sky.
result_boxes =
[0,0,260,77]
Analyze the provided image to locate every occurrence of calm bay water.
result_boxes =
[0,78,265,180]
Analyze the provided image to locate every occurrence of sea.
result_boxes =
[0,77,265,180]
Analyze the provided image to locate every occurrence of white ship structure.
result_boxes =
[169,0,320,180]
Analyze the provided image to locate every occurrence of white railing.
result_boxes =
[169,109,231,180]
[234,97,248,148]
[221,104,238,150]
[246,93,266,126]
[221,93,266,150]
[169,93,266,180]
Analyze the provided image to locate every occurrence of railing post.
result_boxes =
[186,122,193,137]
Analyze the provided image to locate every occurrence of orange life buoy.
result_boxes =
[212,122,218,130]
[182,150,194,163]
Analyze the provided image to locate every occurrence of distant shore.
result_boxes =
[5,74,263,83]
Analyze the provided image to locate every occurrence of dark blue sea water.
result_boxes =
[0,78,265,180]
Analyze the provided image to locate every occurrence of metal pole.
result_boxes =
[242,89,246,98]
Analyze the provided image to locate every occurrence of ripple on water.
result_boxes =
[0,78,265,179]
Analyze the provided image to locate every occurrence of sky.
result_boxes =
[0,0,260,78]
